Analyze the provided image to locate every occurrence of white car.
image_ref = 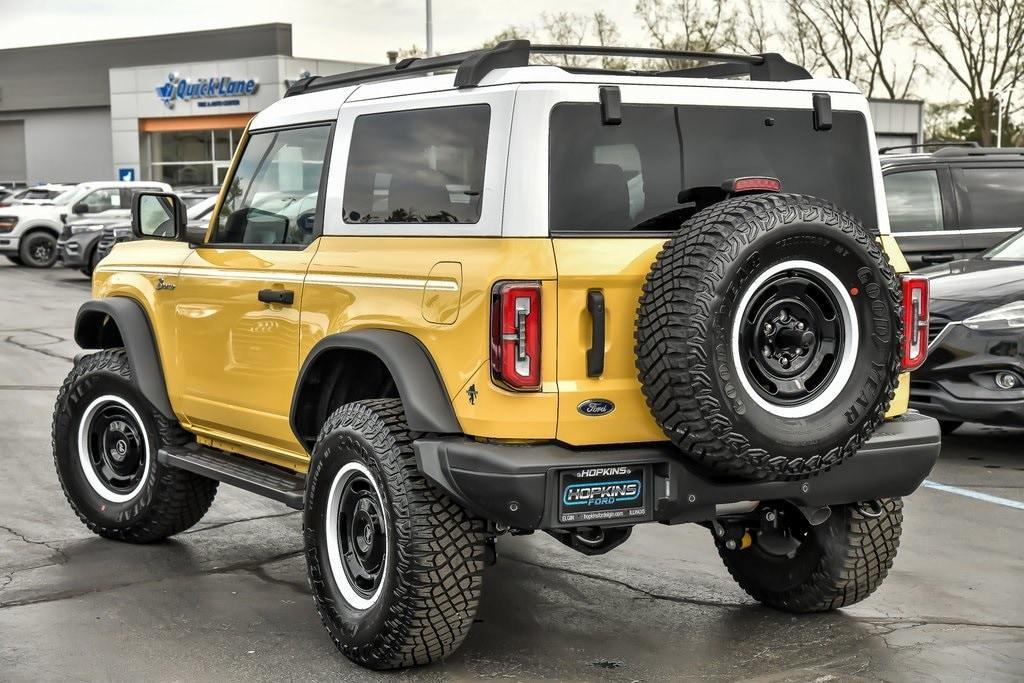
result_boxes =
[0,184,77,207]
[0,181,170,267]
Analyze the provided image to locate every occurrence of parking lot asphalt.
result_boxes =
[0,261,1021,682]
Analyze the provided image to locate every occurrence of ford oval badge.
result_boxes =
[577,398,615,416]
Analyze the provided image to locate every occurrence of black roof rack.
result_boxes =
[932,146,1024,158]
[285,40,812,97]
[878,141,979,155]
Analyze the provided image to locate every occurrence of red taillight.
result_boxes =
[901,275,929,371]
[725,176,782,194]
[490,281,542,391]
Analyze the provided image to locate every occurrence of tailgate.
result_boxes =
[553,238,667,445]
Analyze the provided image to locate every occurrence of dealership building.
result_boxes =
[0,24,373,186]
[0,24,924,187]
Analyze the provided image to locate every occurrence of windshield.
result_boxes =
[549,103,878,234]
[51,187,85,205]
[186,195,218,220]
[983,229,1024,260]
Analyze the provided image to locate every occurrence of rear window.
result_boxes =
[883,170,945,232]
[959,167,1024,229]
[549,103,878,233]
[343,105,490,224]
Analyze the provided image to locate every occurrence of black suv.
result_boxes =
[880,145,1024,269]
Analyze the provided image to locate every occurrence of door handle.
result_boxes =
[258,288,295,305]
[586,289,605,377]
[920,253,955,265]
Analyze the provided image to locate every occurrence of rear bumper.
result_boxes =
[414,411,941,530]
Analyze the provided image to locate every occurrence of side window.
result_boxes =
[210,125,331,246]
[883,170,944,232]
[960,167,1024,229]
[80,188,122,213]
[343,105,490,224]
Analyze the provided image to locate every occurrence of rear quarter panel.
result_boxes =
[300,236,560,439]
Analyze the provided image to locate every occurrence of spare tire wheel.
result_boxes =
[635,194,902,481]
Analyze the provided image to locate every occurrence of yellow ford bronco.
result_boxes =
[53,42,940,670]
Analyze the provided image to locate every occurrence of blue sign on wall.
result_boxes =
[156,73,259,109]
[118,168,136,182]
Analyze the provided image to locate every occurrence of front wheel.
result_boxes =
[19,231,58,268]
[304,399,488,670]
[716,498,903,612]
[52,350,218,542]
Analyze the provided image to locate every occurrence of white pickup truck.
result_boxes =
[0,180,169,267]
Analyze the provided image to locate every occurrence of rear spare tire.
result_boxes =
[635,194,901,480]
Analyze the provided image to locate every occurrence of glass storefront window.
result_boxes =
[145,127,246,189]
[152,131,213,163]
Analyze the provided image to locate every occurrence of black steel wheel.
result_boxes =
[331,464,389,603]
[736,263,853,413]
[19,231,58,268]
[80,397,149,498]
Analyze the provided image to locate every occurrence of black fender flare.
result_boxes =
[290,329,462,444]
[74,298,175,418]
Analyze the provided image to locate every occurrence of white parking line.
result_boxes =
[922,480,1024,511]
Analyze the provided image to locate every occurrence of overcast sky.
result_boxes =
[0,0,649,62]
[1,0,953,105]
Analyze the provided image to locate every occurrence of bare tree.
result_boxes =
[786,0,863,85]
[895,0,1024,144]
[483,11,625,69]
[635,0,738,53]
[778,0,918,98]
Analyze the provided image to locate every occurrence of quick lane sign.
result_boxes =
[156,73,258,109]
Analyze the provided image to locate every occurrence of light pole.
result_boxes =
[995,86,1016,148]
[426,0,434,57]
[996,89,1004,148]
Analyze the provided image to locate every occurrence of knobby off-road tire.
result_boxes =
[717,498,904,612]
[304,398,488,670]
[52,350,218,543]
[636,194,903,481]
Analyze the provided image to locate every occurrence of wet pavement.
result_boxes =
[0,261,1021,681]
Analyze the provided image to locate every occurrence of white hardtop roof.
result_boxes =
[251,65,862,129]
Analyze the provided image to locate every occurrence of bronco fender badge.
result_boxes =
[577,398,615,416]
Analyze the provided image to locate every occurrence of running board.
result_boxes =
[158,443,305,510]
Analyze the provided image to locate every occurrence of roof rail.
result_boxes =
[932,146,1024,158]
[878,141,979,155]
[285,40,812,97]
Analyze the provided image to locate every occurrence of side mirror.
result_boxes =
[131,192,186,240]
[72,202,89,215]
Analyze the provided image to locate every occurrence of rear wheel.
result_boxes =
[716,498,903,612]
[19,231,58,268]
[304,399,488,669]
